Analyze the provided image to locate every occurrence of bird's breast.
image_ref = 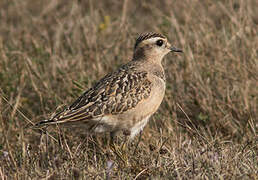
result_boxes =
[147,76,166,113]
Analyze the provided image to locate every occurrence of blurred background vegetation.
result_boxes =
[0,0,257,179]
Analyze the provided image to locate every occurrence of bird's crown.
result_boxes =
[134,32,166,50]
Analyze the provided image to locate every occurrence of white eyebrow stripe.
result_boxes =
[143,37,164,44]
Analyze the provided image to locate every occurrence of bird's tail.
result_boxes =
[34,119,56,126]
[23,119,54,130]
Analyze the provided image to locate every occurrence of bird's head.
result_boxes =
[133,32,182,63]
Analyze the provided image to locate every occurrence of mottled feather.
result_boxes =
[45,62,152,124]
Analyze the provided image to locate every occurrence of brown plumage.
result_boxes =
[36,32,182,139]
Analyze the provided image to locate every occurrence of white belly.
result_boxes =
[130,115,151,139]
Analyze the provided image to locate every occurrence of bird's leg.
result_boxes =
[119,130,131,165]
[109,131,117,151]
[121,130,130,153]
[109,131,129,165]
[133,130,142,155]
[109,131,123,159]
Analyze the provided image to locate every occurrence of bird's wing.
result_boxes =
[39,64,152,125]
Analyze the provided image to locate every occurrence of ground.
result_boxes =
[0,0,257,179]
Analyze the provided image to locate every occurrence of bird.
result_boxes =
[36,32,182,142]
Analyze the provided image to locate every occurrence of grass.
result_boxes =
[0,0,257,179]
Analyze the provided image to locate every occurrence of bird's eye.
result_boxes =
[156,39,164,46]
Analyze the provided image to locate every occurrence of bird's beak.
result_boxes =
[170,46,183,53]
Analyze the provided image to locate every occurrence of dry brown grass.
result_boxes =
[0,0,257,179]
